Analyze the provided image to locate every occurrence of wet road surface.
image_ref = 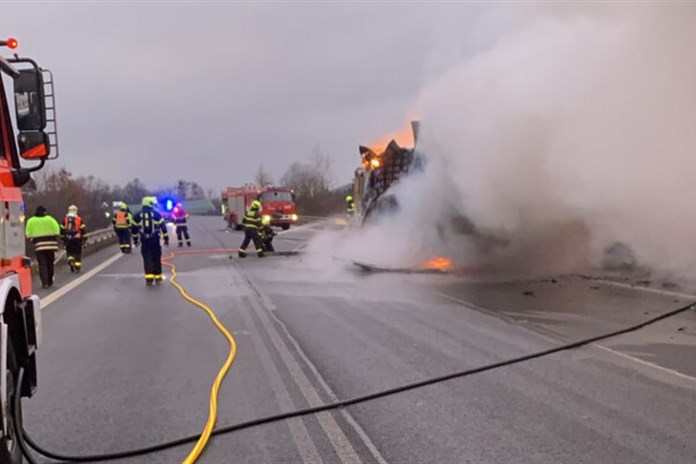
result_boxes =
[23,216,696,463]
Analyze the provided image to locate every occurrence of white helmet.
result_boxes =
[68,205,78,215]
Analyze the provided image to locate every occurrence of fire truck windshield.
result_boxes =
[261,191,292,202]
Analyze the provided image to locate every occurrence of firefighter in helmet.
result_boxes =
[112,202,133,253]
[173,202,191,247]
[345,194,356,216]
[131,196,169,286]
[260,214,275,252]
[25,205,61,288]
[62,204,87,272]
[237,199,264,258]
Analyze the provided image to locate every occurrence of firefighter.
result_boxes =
[112,202,133,254]
[25,206,61,288]
[173,203,191,247]
[260,215,275,252]
[237,200,264,258]
[346,194,356,216]
[131,196,169,286]
[62,205,87,272]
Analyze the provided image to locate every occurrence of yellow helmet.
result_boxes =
[119,202,127,210]
[250,200,262,210]
[142,196,156,207]
[345,195,353,202]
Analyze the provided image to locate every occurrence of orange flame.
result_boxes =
[369,120,416,155]
[422,256,454,270]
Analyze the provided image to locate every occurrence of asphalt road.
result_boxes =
[23,216,696,463]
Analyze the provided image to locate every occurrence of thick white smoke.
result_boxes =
[315,5,696,277]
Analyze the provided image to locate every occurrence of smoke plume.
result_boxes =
[317,4,696,277]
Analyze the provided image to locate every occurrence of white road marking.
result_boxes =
[227,262,372,464]
[244,294,362,464]
[588,277,696,300]
[41,253,124,309]
[592,344,696,385]
[435,290,696,385]
[265,296,389,464]
[237,305,324,464]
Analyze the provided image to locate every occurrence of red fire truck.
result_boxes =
[222,186,298,230]
[0,38,56,462]
[221,185,260,230]
[259,187,297,230]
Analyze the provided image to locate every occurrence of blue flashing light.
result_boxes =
[164,198,174,212]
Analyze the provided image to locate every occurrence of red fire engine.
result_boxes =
[258,187,297,230]
[0,38,56,462]
[221,186,298,230]
[221,185,260,230]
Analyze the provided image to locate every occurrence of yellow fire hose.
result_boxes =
[162,249,238,463]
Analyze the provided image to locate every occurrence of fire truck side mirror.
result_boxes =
[18,131,50,159]
[13,68,46,131]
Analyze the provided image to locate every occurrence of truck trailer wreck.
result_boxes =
[353,121,423,224]
[351,121,508,271]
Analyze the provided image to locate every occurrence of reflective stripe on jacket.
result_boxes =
[242,210,262,229]
[113,211,132,228]
[63,215,86,239]
[131,207,168,239]
[26,214,61,252]
[173,211,188,225]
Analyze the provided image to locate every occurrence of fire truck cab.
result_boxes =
[259,187,297,230]
[222,186,298,231]
[0,38,56,463]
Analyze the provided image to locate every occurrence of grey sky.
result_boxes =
[4,2,510,193]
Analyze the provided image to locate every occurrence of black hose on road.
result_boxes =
[14,368,37,464]
[18,299,696,462]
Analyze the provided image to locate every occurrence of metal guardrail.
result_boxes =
[51,227,117,266]
[85,227,116,246]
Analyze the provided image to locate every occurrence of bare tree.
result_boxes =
[310,145,333,192]
[280,146,339,215]
[119,178,149,205]
[23,168,116,229]
[170,179,206,200]
[255,163,274,187]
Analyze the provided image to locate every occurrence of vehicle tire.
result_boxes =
[281,224,290,231]
[0,340,21,464]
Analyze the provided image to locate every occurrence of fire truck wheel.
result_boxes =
[281,224,290,231]
[0,340,21,464]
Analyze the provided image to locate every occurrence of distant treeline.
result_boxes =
[23,167,214,228]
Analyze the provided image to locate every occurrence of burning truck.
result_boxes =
[351,121,636,275]
[353,121,423,223]
[350,120,508,272]
[350,121,455,271]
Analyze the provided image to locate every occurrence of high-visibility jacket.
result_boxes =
[346,201,356,214]
[113,210,132,229]
[173,210,189,225]
[63,215,87,240]
[131,206,168,240]
[242,209,262,230]
[26,214,61,252]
